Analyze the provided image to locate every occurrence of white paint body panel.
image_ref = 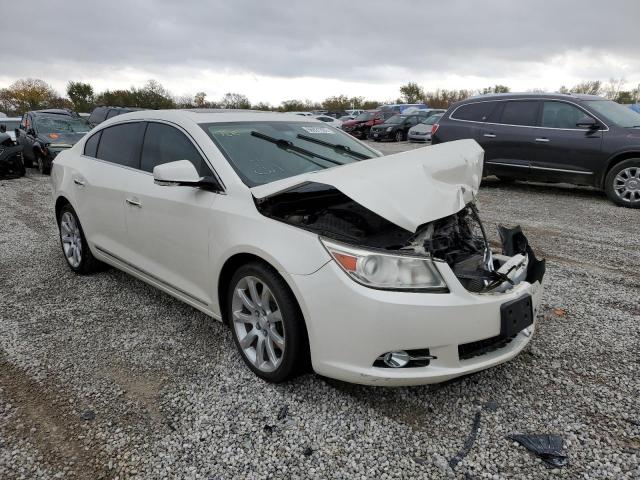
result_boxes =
[51,110,542,386]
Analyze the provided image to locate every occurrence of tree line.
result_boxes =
[1,77,638,117]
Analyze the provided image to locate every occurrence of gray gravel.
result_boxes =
[1,147,639,479]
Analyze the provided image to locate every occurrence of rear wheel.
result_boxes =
[58,204,102,274]
[605,159,640,208]
[227,262,308,382]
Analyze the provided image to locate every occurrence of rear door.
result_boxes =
[481,100,541,178]
[529,100,603,185]
[75,122,145,262]
[123,121,217,307]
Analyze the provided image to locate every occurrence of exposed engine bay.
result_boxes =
[257,182,545,292]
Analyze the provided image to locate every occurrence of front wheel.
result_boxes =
[605,159,640,208]
[227,262,309,382]
[37,155,51,175]
[394,130,404,142]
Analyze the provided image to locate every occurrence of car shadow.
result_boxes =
[480,177,608,201]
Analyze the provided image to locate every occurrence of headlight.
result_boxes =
[386,126,393,132]
[320,238,447,291]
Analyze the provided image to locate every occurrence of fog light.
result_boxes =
[383,350,410,368]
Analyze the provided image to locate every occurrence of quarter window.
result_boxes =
[452,102,496,122]
[83,131,101,157]
[541,101,589,129]
[96,122,144,168]
[140,123,207,175]
[499,101,540,126]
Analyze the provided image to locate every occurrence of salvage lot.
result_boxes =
[1,141,639,479]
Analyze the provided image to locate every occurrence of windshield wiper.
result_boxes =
[250,131,342,166]
[296,134,371,160]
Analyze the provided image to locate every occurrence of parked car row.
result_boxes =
[342,108,445,141]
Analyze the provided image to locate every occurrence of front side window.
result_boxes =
[541,101,590,129]
[451,102,496,122]
[96,122,143,168]
[499,101,540,126]
[140,123,206,175]
[35,115,90,134]
[583,100,640,128]
[200,121,378,187]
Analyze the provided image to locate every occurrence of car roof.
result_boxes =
[463,92,605,102]
[97,109,328,125]
[31,109,75,116]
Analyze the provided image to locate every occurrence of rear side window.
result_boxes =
[451,102,496,122]
[140,122,206,175]
[83,131,101,157]
[541,101,589,129]
[499,101,540,126]
[96,122,143,168]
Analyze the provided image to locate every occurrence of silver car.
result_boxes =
[408,113,443,143]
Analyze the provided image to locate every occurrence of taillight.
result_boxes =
[431,123,440,135]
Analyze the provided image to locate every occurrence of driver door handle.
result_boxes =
[73,179,85,186]
[126,198,142,207]
[483,133,496,138]
[535,137,550,142]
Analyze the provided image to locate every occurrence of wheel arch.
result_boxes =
[601,151,640,188]
[54,195,71,223]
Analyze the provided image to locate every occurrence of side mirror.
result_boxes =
[576,116,599,129]
[153,160,222,192]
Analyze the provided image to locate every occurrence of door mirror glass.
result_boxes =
[153,160,201,183]
[576,116,599,129]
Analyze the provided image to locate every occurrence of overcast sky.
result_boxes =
[1,0,638,104]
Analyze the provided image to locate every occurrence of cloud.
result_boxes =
[1,0,638,102]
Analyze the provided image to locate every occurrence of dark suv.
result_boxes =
[16,109,90,174]
[432,93,640,208]
[88,106,143,127]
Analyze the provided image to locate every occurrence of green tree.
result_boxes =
[221,92,251,109]
[66,81,94,112]
[399,82,425,103]
[615,91,635,104]
[323,95,351,111]
[482,85,510,94]
[1,78,59,113]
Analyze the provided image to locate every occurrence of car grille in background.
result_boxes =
[458,334,516,360]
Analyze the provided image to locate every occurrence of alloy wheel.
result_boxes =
[60,211,82,268]
[231,276,286,373]
[395,130,403,142]
[613,166,640,204]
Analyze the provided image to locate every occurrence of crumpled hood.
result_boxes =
[251,139,484,232]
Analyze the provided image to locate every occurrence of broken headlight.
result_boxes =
[320,238,447,291]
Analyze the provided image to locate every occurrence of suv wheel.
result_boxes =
[605,159,640,208]
[58,204,102,273]
[394,130,404,142]
[227,262,309,382]
[37,155,51,175]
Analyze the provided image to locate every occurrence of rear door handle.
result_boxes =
[535,138,550,142]
[483,133,496,138]
[73,179,85,186]
[125,198,142,207]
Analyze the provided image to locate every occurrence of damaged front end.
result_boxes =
[256,183,544,294]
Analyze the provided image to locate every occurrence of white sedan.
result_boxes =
[51,110,545,386]
[314,115,343,128]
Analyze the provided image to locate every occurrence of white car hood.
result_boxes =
[250,139,484,232]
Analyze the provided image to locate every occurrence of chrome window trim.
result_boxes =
[485,160,594,175]
[449,98,610,132]
[79,118,227,193]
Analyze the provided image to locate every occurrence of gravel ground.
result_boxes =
[1,143,639,479]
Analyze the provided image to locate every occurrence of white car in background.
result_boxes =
[314,115,343,127]
[51,110,545,386]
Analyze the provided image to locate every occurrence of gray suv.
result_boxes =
[432,93,640,208]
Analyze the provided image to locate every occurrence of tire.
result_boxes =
[604,158,640,208]
[37,155,51,175]
[226,261,309,383]
[394,130,404,142]
[58,204,103,274]
[497,175,516,183]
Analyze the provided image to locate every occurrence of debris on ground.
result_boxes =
[277,405,289,420]
[80,410,96,421]
[449,411,482,469]
[508,434,568,467]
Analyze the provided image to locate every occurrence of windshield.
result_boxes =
[583,100,640,128]
[384,115,406,124]
[201,121,378,187]
[0,120,19,131]
[422,114,442,125]
[354,112,373,121]
[36,115,90,134]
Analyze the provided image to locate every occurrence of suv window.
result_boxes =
[140,122,206,175]
[96,122,143,168]
[106,109,120,120]
[499,101,540,126]
[84,131,101,157]
[451,102,496,122]
[542,101,590,129]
